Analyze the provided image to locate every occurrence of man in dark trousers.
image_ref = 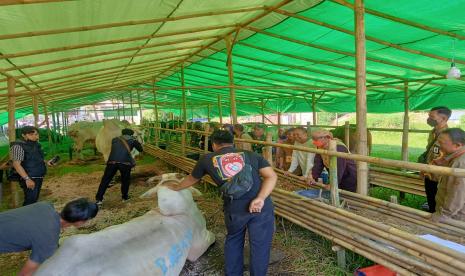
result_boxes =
[167,129,277,276]
[95,128,143,206]
[418,106,451,212]
[10,126,53,206]
[0,198,98,276]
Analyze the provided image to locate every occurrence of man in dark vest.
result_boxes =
[95,128,143,206]
[10,126,53,206]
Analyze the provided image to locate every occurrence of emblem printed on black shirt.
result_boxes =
[212,152,245,180]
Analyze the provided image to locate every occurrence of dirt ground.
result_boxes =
[1,158,336,276]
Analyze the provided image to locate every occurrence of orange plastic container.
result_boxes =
[355,264,396,276]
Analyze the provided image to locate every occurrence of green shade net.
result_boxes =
[0,0,464,122]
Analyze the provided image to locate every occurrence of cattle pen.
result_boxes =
[1,0,465,275]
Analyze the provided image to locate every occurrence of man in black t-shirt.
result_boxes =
[167,130,277,276]
[0,198,98,276]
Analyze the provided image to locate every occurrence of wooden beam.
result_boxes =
[401,82,409,162]
[330,0,465,40]
[7,77,16,142]
[0,24,236,60]
[225,34,238,125]
[0,0,67,6]
[275,9,465,65]
[354,0,369,196]
[312,93,317,125]
[244,26,443,77]
[218,94,223,124]
[32,95,39,127]
[261,99,265,123]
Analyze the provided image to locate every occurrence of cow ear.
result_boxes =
[188,187,202,196]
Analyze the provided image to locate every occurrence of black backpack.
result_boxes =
[219,152,255,201]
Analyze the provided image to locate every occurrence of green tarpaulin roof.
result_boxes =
[0,0,464,124]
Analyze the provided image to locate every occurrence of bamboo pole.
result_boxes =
[265,132,273,165]
[401,81,409,162]
[277,111,281,131]
[261,99,265,123]
[121,95,126,121]
[0,0,67,6]
[344,121,350,148]
[225,34,238,125]
[7,77,16,143]
[312,93,317,125]
[217,94,223,124]
[207,104,211,123]
[39,97,53,147]
[329,140,340,206]
[204,124,210,153]
[330,0,465,40]
[181,65,187,157]
[0,6,266,40]
[152,84,159,147]
[243,26,442,77]
[274,9,465,65]
[32,95,39,128]
[137,91,143,124]
[354,0,369,195]
[130,91,135,123]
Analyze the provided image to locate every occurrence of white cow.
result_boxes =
[95,119,145,162]
[35,173,215,276]
[68,121,102,159]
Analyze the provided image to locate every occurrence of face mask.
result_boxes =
[312,140,325,148]
[427,118,438,127]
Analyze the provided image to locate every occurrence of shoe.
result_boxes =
[96,201,103,207]
[122,196,131,203]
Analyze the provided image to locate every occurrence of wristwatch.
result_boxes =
[23,176,30,181]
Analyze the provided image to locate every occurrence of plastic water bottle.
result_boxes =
[321,168,329,184]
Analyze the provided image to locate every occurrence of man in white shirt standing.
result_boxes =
[285,127,315,179]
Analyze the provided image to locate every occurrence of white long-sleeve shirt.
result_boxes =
[288,139,315,177]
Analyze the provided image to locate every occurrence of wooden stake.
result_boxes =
[40,97,53,147]
[207,104,211,123]
[181,65,187,156]
[354,0,369,195]
[329,140,340,206]
[277,111,282,130]
[218,94,223,124]
[130,91,135,123]
[204,124,210,153]
[401,82,409,162]
[152,84,159,147]
[7,77,16,143]
[225,34,238,125]
[312,93,317,125]
[137,91,143,124]
[261,99,265,123]
[121,95,126,121]
[265,132,273,165]
[344,121,350,148]
[32,95,39,128]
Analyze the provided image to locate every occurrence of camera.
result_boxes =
[49,155,60,165]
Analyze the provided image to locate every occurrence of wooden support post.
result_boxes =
[204,124,210,153]
[344,121,350,148]
[116,98,121,120]
[40,97,53,148]
[121,95,126,121]
[261,99,265,123]
[335,113,339,126]
[32,96,39,128]
[329,139,346,268]
[218,94,223,124]
[312,93,317,125]
[277,111,282,131]
[265,132,273,165]
[93,104,99,121]
[7,77,16,143]
[329,140,340,206]
[207,104,211,123]
[152,84,159,147]
[306,121,311,136]
[355,0,369,195]
[225,34,238,125]
[137,91,143,124]
[181,65,187,156]
[130,91,135,123]
[401,81,409,162]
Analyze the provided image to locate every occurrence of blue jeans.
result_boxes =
[19,177,43,206]
[224,207,275,276]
